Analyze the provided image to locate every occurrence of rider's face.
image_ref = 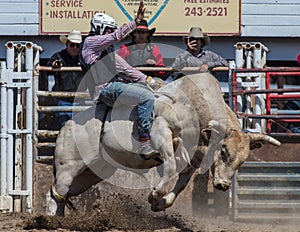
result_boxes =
[103,27,115,35]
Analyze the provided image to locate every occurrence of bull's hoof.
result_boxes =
[150,195,175,212]
[150,200,166,212]
[151,205,162,212]
[148,189,166,205]
[148,192,155,204]
[148,191,160,205]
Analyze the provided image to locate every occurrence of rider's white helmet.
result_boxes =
[91,13,117,35]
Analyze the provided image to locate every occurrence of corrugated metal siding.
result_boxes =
[0,1,39,35]
[232,162,300,221]
[242,0,300,37]
[0,0,299,37]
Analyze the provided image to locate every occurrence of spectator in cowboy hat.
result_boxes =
[171,27,227,77]
[118,19,165,78]
[46,29,87,128]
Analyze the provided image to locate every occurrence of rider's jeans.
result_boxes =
[98,81,155,132]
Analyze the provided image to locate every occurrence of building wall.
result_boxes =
[241,0,300,37]
[0,0,300,62]
[0,0,39,36]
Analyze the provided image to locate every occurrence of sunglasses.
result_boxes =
[136,30,149,34]
[189,37,200,42]
[69,43,80,48]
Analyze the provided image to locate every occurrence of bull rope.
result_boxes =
[146,82,176,103]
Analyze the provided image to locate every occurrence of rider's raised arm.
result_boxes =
[82,21,137,65]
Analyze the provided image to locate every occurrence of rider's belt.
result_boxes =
[110,76,131,84]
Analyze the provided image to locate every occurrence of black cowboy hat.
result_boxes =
[133,20,156,36]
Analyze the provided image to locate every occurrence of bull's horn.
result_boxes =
[208,120,219,128]
[248,134,281,146]
[207,120,226,135]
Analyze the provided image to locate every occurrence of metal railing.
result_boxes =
[0,41,43,213]
[34,65,229,161]
[230,67,300,135]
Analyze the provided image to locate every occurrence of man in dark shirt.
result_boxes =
[47,30,87,127]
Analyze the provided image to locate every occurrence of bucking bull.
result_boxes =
[46,73,280,216]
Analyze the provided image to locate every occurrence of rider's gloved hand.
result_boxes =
[135,2,145,24]
[146,76,165,90]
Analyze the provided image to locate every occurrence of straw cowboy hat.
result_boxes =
[184,27,210,47]
[133,20,156,36]
[59,30,82,44]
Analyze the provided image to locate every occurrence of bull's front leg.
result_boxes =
[162,165,196,210]
[148,117,177,211]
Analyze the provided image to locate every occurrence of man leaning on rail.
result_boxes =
[169,27,228,81]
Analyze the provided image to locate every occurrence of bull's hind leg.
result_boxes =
[46,109,111,216]
[46,159,88,216]
[46,120,89,216]
[46,159,117,216]
[46,187,66,216]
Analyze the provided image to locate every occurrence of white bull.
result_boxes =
[46,73,280,216]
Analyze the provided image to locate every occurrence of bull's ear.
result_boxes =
[248,133,281,150]
[201,120,221,141]
[207,120,226,133]
[202,120,227,142]
[201,128,211,142]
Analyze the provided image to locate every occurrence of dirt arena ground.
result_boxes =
[0,144,300,232]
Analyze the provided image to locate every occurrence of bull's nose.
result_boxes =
[214,181,231,191]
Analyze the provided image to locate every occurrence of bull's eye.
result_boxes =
[221,146,228,162]
[221,147,227,156]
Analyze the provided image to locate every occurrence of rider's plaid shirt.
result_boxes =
[82,20,148,100]
[82,20,147,84]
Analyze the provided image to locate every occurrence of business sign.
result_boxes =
[40,0,241,35]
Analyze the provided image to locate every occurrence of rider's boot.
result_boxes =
[138,129,159,160]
